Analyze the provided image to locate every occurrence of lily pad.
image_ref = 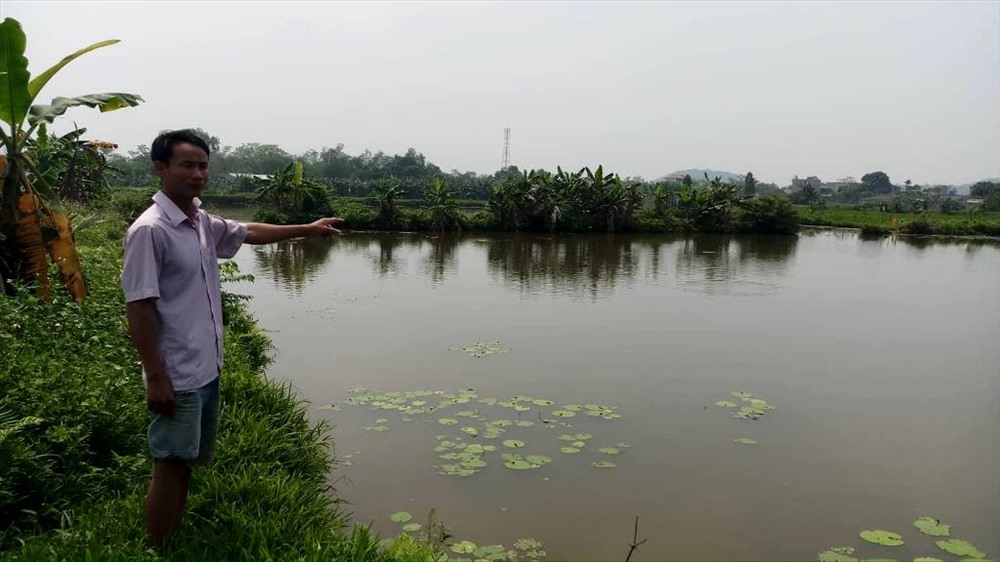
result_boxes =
[504,459,535,470]
[598,447,621,455]
[817,546,858,562]
[912,558,943,562]
[525,455,552,466]
[935,539,986,558]
[715,401,738,408]
[913,516,950,537]
[734,438,758,445]
[515,420,535,427]
[514,538,543,551]
[552,410,576,418]
[390,511,413,523]
[560,446,581,454]
[731,391,753,399]
[860,530,905,547]
[451,539,478,553]
[438,418,459,426]
[402,523,423,532]
[591,461,617,468]
[532,399,555,406]
[503,439,525,448]
[461,458,488,468]
[571,441,587,448]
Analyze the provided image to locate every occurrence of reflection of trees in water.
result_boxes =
[851,229,1000,257]
[252,238,334,294]
[675,234,797,293]
[486,234,639,300]
[422,234,460,285]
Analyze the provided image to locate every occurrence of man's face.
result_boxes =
[155,142,209,200]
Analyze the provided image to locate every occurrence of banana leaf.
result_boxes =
[27,93,144,126]
[27,40,118,101]
[0,18,30,127]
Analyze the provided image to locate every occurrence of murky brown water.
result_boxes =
[227,227,1000,560]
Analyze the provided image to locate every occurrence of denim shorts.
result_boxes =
[148,377,220,466]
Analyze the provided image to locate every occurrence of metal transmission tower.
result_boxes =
[500,127,511,171]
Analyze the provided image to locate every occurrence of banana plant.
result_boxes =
[0,17,143,300]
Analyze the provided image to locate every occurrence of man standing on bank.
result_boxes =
[121,129,343,547]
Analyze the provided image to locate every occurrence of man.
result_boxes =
[120,129,342,547]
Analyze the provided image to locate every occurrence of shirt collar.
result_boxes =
[153,190,203,227]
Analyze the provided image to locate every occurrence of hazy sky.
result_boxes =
[4,1,999,185]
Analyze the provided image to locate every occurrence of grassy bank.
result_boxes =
[0,211,440,560]
[797,206,1000,236]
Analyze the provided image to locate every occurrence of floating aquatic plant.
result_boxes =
[935,539,986,558]
[598,447,621,455]
[913,516,950,537]
[715,401,737,408]
[390,511,413,523]
[817,546,857,562]
[450,340,510,358]
[525,455,551,465]
[345,387,628,479]
[734,438,758,445]
[859,530,904,546]
[450,539,477,553]
[591,461,616,468]
[402,522,422,533]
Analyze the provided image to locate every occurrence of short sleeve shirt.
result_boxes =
[121,191,247,391]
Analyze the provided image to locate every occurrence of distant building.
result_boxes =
[660,172,688,183]
[790,175,823,191]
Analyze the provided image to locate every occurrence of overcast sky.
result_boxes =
[4,1,999,185]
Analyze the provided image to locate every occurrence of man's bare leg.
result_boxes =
[146,459,192,549]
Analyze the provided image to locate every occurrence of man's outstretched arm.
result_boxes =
[244,217,344,245]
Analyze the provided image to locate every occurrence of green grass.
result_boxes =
[797,206,1000,236]
[0,208,444,561]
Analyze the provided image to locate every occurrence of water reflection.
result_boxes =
[423,234,460,285]
[249,233,807,298]
[675,234,797,295]
[252,238,334,294]
[485,234,639,300]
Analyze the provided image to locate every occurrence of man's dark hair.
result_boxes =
[150,129,211,164]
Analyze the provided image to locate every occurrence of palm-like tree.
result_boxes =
[425,177,460,231]
[371,177,404,228]
[1,17,143,299]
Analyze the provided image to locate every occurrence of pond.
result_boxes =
[227,228,1000,560]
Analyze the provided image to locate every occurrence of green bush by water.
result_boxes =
[0,210,443,561]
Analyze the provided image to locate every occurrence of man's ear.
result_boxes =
[153,161,167,178]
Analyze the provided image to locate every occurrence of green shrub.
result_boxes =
[903,214,934,235]
[101,188,156,223]
[739,195,799,234]
[859,224,891,237]
[331,198,377,229]
[633,209,683,232]
[460,211,500,231]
